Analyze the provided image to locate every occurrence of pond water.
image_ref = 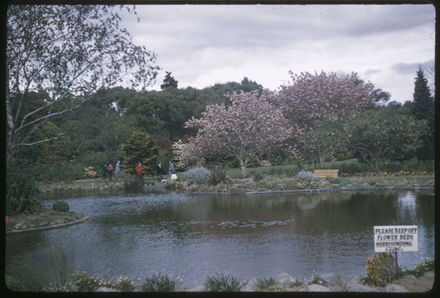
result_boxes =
[5,190,435,288]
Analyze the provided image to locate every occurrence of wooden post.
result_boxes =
[395,251,399,279]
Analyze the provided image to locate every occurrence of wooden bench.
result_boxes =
[314,169,339,178]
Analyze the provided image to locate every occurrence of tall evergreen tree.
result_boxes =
[412,67,434,160]
[160,71,178,89]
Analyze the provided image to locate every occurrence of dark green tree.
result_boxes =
[121,131,160,175]
[411,67,434,160]
[124,90,185,139]
[347,108,427,171]
[301,114,352,167]
[160,71,178,89]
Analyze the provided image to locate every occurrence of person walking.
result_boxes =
[156,162,164,182]
[168,161,176,178]
[115,160,121,177]
[135,161,144,186]
[102,163,108,179]
[107,162,114,180]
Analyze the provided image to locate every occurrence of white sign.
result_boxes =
[374,225,418,252]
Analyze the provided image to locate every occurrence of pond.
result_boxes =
[5,190,435,289]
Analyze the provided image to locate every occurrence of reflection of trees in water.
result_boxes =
[415,191,435,227]
[6,231,46,256]
[5,245,75,291]
[393,191,434,226]
[397,191,417,219]
[293,191,399,234]
[89,190,435,243]
[296,196,320,210]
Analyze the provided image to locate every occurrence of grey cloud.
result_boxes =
[391,59,434,75]
[345,5,434,36]
[364,69,381,75]
[125,4,434,56]
[126,5,342,52]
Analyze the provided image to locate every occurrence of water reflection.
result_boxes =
[397,191,417,219]
[6,190,435,288]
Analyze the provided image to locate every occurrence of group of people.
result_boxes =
[155,161,177,181]
[135,160,177,184]
[102,160,121,180]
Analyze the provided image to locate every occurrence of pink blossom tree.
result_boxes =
[183,90,293,176]
[274,71,378,160]
[275,71,376,132]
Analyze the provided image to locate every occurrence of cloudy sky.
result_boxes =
[120,4,435,103]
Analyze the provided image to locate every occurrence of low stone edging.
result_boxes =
[6,215,89,234]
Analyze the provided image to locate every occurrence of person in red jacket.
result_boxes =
[135,161,145,186]
[107,163,114,180]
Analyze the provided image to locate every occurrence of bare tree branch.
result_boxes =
[14,133,65,148]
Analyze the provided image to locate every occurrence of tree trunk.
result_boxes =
[6,101,16,156]
[239,158,247,177]
[319,155,326,168]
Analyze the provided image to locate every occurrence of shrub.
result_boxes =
[44,282,76,292]
[52,201,70,212]
[296,170,318,181]
[289,279,305,288]
[308,273,328,286]
[365,252,398,287]
[141,274,177,291]
[209,164,227,185]
[284,179,298,190]
[111,276,136,291]
[252,173,264,182]
[184,166,211,184]
[83,166,98,178]
[338,162,370,175]
[254,277,279,291]
[256,179,277,189]
[204,273,241,292]
[74,272,108,292]
[6,159,41,215]
[412,258,434,277]
[327,177,351,186]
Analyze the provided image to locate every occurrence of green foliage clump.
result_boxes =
[327,177,352,186]
[52,201,70,212]
[252,173,264,182]
[121,131,160,175]
[406,258,434,277]
[141,274,177,291]
[308,273,328,286]
[184,166,211,184]
[73,272,109,292]
[289,279,305,288]
[365,252,398,287]
[254,277,280,291]
[111,276,136,291]
[6,159,41,215]
[284,179,298,189]
[208,164,227,185]
[296,170,319,181]
[204,273,241,292]
[43,281,76,292]
[256,178,277,189]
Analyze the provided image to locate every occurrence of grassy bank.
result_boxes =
[37,159,434,198]
[37,173,434,199]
